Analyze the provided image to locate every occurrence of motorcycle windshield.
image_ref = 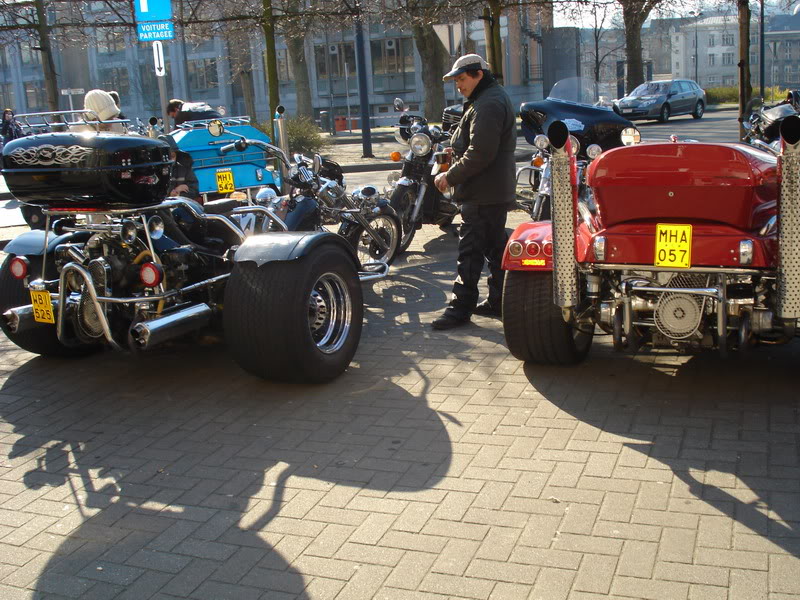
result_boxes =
[520,77,633,156]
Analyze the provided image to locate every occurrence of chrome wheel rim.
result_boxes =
[308,272,352,354]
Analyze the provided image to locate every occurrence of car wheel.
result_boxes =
[658,104,671,123]
[692,101,705,119]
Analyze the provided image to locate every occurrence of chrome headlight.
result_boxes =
[534,134,549,150]
[409,132,432,156]
[621,127,641,146]
[586,144,603,160]
[120,219,138,244]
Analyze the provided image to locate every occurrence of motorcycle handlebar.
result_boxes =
[218,138,290,167]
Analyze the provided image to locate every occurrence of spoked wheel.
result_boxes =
[341,213,401,269]
[224,244,363,383]
[389,185,418,254]
[692,101,705,119]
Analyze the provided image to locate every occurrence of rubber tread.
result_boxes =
[224,245,363,383]
[502,270,592,365]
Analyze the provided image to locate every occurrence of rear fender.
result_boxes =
[232,231,359,270]
[3,230,92,257]
[502,221,554,271]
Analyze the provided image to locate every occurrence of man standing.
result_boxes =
[166,99,222,127]
[431,54,516,330]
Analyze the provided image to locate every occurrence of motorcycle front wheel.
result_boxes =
[340,212,402,268]
[389,184,418,254]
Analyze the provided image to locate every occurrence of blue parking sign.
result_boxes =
[137,21,174,41]
[135,0,172,23]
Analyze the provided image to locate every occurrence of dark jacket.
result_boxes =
[1,116,23,144]
[171,152,200,199]
[174,102,222,126]
[445,76,516,206]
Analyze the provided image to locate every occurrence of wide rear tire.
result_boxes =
[502,270,593,365]
[224,244,363,383]
[0,255,96,357]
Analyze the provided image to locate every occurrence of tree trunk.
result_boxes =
[260,0,280,138]
[240,69,256,121]
[34,0,59,111]
[622,7,645,93]
[286,34,313,118]
[738,0,752,140]
[412,24,447,120]
[489,0,503,85]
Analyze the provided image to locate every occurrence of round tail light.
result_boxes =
[139,262,164,288]
[526,241,541,257]
[9,256,29,280]
[508,241,524,257]
[543,241,554,257]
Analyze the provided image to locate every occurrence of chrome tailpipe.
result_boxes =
[129,303,212,350]
[777,115,800,321]
[548,121,579,309]
[3,301,59,334]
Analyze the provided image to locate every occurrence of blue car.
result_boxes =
[171,116,282,200]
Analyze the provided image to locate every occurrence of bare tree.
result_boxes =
[614,0,663,92]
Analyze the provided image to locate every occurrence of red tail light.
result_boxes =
[526,241,541,257]
[543,241,554,257]
[9,256,29,280]
[139,262,163,288]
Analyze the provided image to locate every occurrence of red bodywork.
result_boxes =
[503,142,779,271]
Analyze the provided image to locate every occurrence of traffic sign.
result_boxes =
[135,0,172,22]
[60,88,84,96]
[138,21,174,41]
[153,41,166,77]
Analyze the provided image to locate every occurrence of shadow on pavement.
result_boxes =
[0,327,461,598]
[522,344,800,558]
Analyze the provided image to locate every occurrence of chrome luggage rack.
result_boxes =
[174,116,252,130]
[14,110,131,134]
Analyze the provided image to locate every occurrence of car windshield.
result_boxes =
[629,82,669,97]
[547,77,613,110]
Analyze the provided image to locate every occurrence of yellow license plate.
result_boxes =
[30,290,55,324]
[655,224,692,269]
[216,170,235,194]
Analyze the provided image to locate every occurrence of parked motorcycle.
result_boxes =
[386,98,462,253]
[0,112,365,383]
[517,77,635,220]
[743,91,800,153]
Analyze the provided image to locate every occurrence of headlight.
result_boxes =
[569,135,580,156]
[739,239,754,265]
[534,134,549,150]
[120,219,138,244]
[586,144,602,159]
[639,98,657,107]
[409,132,432,156]
[621,127,641,146]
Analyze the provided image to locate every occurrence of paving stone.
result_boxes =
[573,554,617,594]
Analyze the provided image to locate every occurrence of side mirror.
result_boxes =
[312,154,322,174]
[393,98,405,112]
[148,116,159,126]
[208,119,225,137]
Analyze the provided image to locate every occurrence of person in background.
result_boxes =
[159,134,200,200]
[1,108,23,146]
[430,54,517,330]
[166,99,222,127]
[77,89,126,133]
[108,90,127,121]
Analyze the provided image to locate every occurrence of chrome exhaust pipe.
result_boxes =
[548,120,579,309]
[777,115,800,320]
[129,303,212,350]
[3,300,59,334]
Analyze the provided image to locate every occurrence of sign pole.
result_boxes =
[153,41,169,131]
[158,76,169,132]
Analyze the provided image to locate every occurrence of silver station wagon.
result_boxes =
[613,79,707,122]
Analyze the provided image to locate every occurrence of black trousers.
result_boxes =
[445,202,508,319]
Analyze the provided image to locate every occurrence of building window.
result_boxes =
[723,76,735,86]
[722,52,734,65]
[0,83,14,110]
[722,33,734,46]
[692,37,696,48]
[750,51,758,64]
[675,61,680,70]
[370,37,414,92]
[96,29,125,54]
[708,54,715,66]
[187,58,218,93]
[750,34,758,45]
[97,66,130,97]
[276,48,293,82]
[786,42,793,59]
[314,43,357,95]
[708,34,715,48]
[24,81,47,111]
[19,45,41,67]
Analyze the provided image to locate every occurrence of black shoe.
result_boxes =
[431,313,470,330]
[472,300,502,318]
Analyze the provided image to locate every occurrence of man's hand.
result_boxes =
[434,173,449,193]
[171,184,189,195]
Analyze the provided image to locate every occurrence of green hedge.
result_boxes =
[705,85,789,104]
[254,117,332,155]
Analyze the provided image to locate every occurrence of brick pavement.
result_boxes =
[1,215,799,599]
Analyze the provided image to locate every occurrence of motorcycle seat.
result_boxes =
[202,199,246,214]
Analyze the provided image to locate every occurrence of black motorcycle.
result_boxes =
[387,98,462,253]
[744,91,800,153]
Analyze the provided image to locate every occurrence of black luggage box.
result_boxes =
[1,132,172,209]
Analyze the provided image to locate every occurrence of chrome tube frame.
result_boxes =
[57,263,122,351]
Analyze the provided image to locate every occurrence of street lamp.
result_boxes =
[689,10,703,84]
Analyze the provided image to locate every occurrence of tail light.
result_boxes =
[139,262,163,288]
[9,256,29,280]
[543,241,554,257]
[526,241,541,257]
[508,241,524,257]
